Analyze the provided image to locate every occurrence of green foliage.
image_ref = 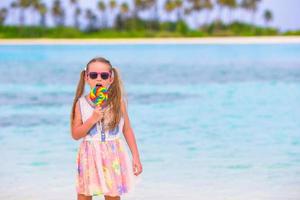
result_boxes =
[0,25,83,38]
[0,20,297,38]
[201,21,278,36]
[1,0,299,38]
[160,21,177,32]
[283,30,300,36]
[176,20,189,34]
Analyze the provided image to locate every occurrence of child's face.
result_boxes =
[85,61,113,89]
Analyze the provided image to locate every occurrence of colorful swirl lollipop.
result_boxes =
[89,84,108,107]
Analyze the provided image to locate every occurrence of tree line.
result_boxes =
[0,0,273,32]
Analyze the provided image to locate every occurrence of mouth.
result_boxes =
[96,84,103,87]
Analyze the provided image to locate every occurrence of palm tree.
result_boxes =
[217,0,236,22]
[0,8,8,25]
[31,0,41,26]
[133,0,149,19]
[18,0,31,26]
[164,0,176,21]
[263,9,272,27]
[241,0,261,25]
[85,8,97,31]
[217,0,225,20]
[51,0,65,26]
[116,2,129,30]
[97,1,107,28]
[203,0,213,25]
[144,0,160,31]
[225,0,237,23]
[152,0,159,22]
[37,3,47,27]
[143,0,156,30]
[132,0,152,30]
[109,0,117,27]
[144,0,157,19]
[174,0,183,21]
[120,2,129,19]
[133,0,142,19]
[70,0,80,28]
[183,7,192,20]
[109,0,117,10]
[187,0,204,28]
[10,2,18,25]
[75,7,81,29]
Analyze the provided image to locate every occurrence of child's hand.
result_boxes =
[132,157,143,176]
[90,106,104,124]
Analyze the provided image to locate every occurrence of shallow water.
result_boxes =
[0,44,300,200]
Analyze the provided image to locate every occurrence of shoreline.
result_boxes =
[0,36,300,45]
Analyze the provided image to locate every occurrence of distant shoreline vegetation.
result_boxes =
[0,0,299,38]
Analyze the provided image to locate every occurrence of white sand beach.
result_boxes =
[0,36,300,45]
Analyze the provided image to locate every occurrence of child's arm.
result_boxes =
[121,100,142,164]
[71,100,100,140]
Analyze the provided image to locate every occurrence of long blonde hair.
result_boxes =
[70,57,128,132]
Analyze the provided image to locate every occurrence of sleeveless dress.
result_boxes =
[75,95,136,197]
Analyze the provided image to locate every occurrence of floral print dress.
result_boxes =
[75,95,136,197]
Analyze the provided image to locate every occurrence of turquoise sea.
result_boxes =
[0,44,300,200]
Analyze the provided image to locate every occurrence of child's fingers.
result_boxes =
[133,163,142,175]
[95,107,103,113]
[134,168,141,175]
[93,108,104,120]
[134,167,138,175]
[98,108,105,115]
[96,107,102,111]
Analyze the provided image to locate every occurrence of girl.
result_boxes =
[70,57,143,200]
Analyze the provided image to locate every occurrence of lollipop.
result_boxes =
[89,84,108,107]
[89,84,109,142]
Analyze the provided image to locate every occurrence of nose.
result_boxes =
[96,77,103,83]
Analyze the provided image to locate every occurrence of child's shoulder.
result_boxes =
[120,96,128,115]
[121,95,128,105]
[78,95,89,103]
[75,95,88,110]
[76,95,84,105]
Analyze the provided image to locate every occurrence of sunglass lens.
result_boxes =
[101,73,110,80]
[89,72,98,79]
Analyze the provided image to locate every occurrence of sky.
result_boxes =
[0,0,300,31]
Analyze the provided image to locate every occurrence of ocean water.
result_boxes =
[0,44,300,200]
